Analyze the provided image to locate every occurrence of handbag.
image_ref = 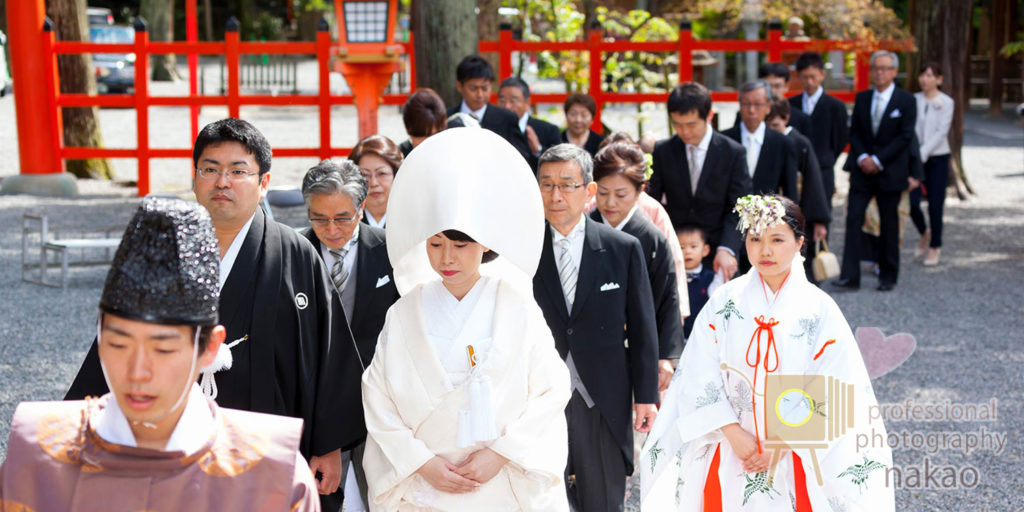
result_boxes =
[812,239,841,282]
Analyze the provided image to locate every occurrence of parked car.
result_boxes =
[89,24,135,94]
[87,7,114,26]
[0,30,11,97]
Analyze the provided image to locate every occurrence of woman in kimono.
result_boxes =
[640,195,894,511]
[589,141,684,387]
[361,128,572,511]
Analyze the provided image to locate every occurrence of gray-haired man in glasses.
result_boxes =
[300,158,400,511]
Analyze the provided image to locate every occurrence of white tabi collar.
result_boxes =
[93,384,215,454]
[218,213,255,291]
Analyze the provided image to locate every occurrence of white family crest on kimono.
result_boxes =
[640,256,895,511]
[361,277,571,511]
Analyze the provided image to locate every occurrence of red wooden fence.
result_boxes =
[42,18,913,196]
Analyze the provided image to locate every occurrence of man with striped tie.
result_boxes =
[300,158,399,511]
[531,143,660,511]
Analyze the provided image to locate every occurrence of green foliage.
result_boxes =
[1001,33,1024,58]
[293,0,334,12]
[252,11,284,41]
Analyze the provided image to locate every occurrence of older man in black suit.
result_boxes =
[300,159,400,510]
[834,50,919,292]
[532,144,659,511]
[722,80,800,201]
[498,76,562,169]
[647,82,753,281]
[447,55,531,163]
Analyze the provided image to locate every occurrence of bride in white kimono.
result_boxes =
[640,195,894,511]
[361,128,572,511]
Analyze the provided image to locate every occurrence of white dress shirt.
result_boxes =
[550,215,595,408]
[856,82,896,171]
[803,86,824,115]
[218,213,255,290]
[460,100,487,121]
[320,226,360,322]
[740,121,766,177]
[517,112,529,133]
[686,123,714,176]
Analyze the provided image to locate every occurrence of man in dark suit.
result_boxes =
[300,159,400,510]
[533,144,659,511]
[722,80,800,201]
[647,82,753,282]
[732,62,812,136]
[834,50,919,292]
[790,52,850,205]
[498,76,561,169]
[447,55,531,163]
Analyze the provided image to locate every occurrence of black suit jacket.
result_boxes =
[590,209,683,359]
[301,224,399,366]
[785,128,831,225]
[789,92,849,199]
[647,132,753,256]
[844,87,917,192]
[561,129,605,157]
[721,124,799,201]
[528,115,562,153]
[532,218,659,472]
[447,103,531,163]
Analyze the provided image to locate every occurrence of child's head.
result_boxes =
[676,224,710,270]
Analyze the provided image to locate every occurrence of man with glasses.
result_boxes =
[498,76,561,169]
[722,80,800,203]
[834,50,919,292]
[532,143,659,510]
[66,118,367,509]
[299,158,399,511]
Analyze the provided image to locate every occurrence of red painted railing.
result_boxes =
[43,18,912,196]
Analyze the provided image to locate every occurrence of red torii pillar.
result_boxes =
[1,0,77,196]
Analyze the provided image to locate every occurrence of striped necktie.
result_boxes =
[329,245,351,293]
[557,238,577,310]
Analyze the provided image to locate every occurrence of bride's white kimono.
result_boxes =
[361,276,571,511]
[640,259,894,511]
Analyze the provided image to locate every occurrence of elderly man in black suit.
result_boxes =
[732,62,813,136]
[532,143,659,511]
[447,55,531,163]
[647,82,753,281]
[300,159,400,510]
[834,50,920,292]
[498,76,562,169]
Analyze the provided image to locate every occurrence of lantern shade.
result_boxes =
[338,0,392,44]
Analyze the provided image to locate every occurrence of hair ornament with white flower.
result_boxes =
[734,194,788,235]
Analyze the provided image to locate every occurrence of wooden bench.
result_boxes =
[22,213,122,290]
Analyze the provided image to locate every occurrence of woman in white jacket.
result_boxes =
[910,62,954,266]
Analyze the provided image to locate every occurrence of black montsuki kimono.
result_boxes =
[65,208,366,460]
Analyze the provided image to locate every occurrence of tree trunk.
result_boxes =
[47,0,114,179]
[912,0,974,198]
[581,0,598,38]
[988,0,1008,117]
[141,0,179,81]
[203,0,215,41]
[412,0,477,108]
[477,0,501,76]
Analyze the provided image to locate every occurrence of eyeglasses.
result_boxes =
[195,167,259,181]
[870,66,896,72]
[540,182,585,194]
[360,168,394,182]
[309,216,358,228]
[739,101,768,108]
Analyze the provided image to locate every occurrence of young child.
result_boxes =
[676,224,722,341]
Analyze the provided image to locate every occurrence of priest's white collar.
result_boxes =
[93,384,215,454]
[218,212,255,290]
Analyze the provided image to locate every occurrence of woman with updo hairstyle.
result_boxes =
[400,88,448,156]
[590,141,684,392]
[560,92,605,156]
[641,194,894,510]
[350,134,403,229]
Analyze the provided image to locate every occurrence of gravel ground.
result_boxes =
[0,77,1022,508]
